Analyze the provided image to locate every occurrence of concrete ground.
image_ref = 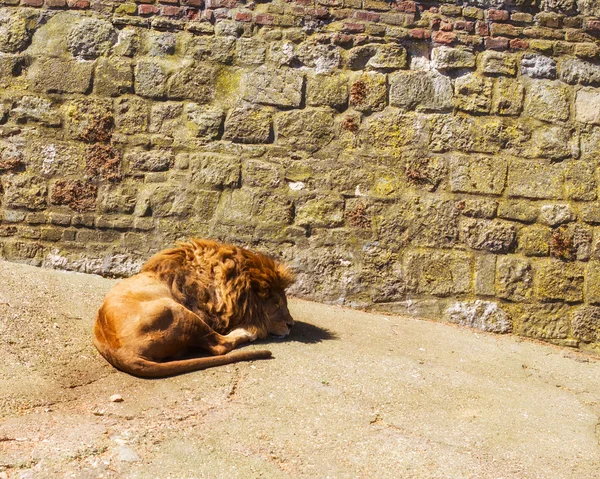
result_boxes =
[1,260,600,479]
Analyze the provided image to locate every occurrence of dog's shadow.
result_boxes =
[277,320,338,344]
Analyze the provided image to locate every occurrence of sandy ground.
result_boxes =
[1,260,600,479]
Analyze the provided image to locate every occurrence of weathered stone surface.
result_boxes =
[480,51,517,76]
[459,199,498,219]
[575,88,600,125]
[539,204,575,226]
[349,72,387,113]
[242,66,303,108]
[0,9,36,53]
[449,155,507,195]
[513,303,571,340]
[524,80,570,123]
[275,108,335,152]
[581,128,600,162]
[167,63,215,103]
[146,32,176,57]
[126,150,173,172]
[28,58,94,94]
[149,102,183,136]
[1,174,47,210]
[429,115,510,154]
[184,104,224,140]
[306,72,349,111]
[460,217,516,253]
[454,73,493,113]
[535,259,584,302]
[444,300,511,333]
[585,261,600,305]
[114,28,139,57]
[365,43,407,70]
[521,54,557,79]
[296,198,344,228]
[296,42,342,72]
[50,180,97,213]
[65,99,114,143]
[134,60,169,99]
[496,256,533,300]
[475,254,496,296]
[94,58,133,97]
[559,58,600,86]
[114,97,149,134]
[189,153,240,188]
[389,70,453,112]
[191,36,235,64]
[236,38,267,65]
[507,159,563,200]
[404,250,472,296]
[366,111,429,152]
[11,96,62,127]
[524,125,578,160]
[242,159,282,188]
[99,182,139,214]
[224,105,272,144]
[572,305,600,343]
[564,161,597,201]
[431,47,476,70]
[492,78,524,115]
[518,224,551,256]
[67,19,117,59]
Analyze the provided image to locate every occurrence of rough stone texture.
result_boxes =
[1,2,600,353]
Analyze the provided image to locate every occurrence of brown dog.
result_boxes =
[93,239,295,378]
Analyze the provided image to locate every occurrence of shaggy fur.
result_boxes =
[93,239,295,378]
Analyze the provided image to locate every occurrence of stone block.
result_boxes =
[389,70,453,112]
[242,66,303,108]
[498,200,539,222]
[236,38,267,65]
[126,150,173,172]
[1,174,47,210]
[149,102,183,136]
[585,260,600,304]
[575,88,600,125]
[167,63,215,103]
[349,72,387,113]
[223,105,273,144]
[65,99,114,143]
[524,125,578,160]
[513,303,571,340]
[192,36,235,64]
[559,58,600,85]
[520,53,557,79]
[213,188,255,226]
[50,179,97,213]
[518,224,551,256]
[242,159,282,188]
[524,80,570,123]
[572,306,600,343]
[28,57,93,94]
[94,57,133,97]
[296,42,343,72]
[0,9,36,53]
[581,129,600,162]
[189,153,240,188]
[67,18,117,59]
[507,159,563,200]
[114,97,149,134]
[365,43,407,70]
[295,198,344,228]
[460,217,516,253]
[539,204,575,226]
[429,115,508,154]
[449,155,507,195]
[306,72,349,111]
[404,250,472,296]
[275,108,335,153]
[454,73,493,113]
[460,199,498,219]
[496,256,533,300]
[431,46,476,70]
[480,51,517,76]
[0,55,19,87]
[492,78,524,115]
[184,104,224,140]
[134,60,169,99]
[535,259,584,302]
[444,300,511,333]
[99,182,139,214]
[475,254,496,296]
[10,96,62,127]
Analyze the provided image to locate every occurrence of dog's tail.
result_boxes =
[94,339,272,378]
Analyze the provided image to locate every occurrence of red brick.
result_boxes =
[46,0,66,6]
[343,22,366,33]
[409,28,430,39]
[204,9,215,21]
[587,20,600,31]
[440,20,453,31]
[311,7,329,18]
[433,30,456,44]
[487,9,509,21]
[485,36,509,50]
[159,0,179,4]
[138,3,159,13]
[182,0,202,6]
[509,38,529,49]
[404,13,416,25]
[295,0,312,4]
[235,11,252,21]
[205,0,237,6]
[455,20,474,32]
[394,0,416,12]
[20,0,43,6]
[290,5,305,15]
[161,5,181,15]
[354,10,380,22]
[255,13,274,24]
[67,0,89,6]
[476,20,489,36]
[184,7,200,19]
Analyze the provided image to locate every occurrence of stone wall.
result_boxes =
[1,0,600,352]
